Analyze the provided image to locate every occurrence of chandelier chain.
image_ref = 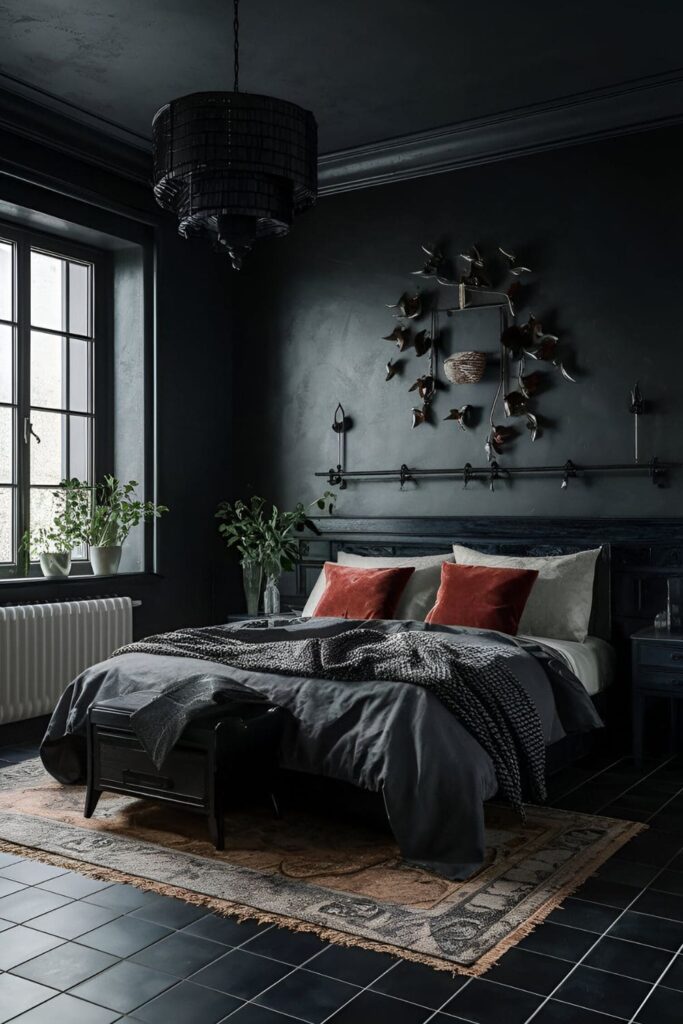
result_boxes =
[233,0,240,93]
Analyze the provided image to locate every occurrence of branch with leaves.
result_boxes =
[215,492,336,572]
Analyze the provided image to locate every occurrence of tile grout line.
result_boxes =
[625,938,683,1024]
[519,834,683,1024]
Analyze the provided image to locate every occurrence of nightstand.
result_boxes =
[632,627,683,767]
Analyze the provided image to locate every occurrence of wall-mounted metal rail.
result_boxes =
[316,458,676,492]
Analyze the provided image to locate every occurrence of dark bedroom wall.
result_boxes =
[234,125,683,519]
[0,128,240,633]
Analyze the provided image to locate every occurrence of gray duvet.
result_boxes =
[41,617,602,879]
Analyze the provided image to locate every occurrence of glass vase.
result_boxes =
[263,573,281,615]
[242,560,263,617]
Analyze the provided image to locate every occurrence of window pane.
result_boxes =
[30,409,66,484]
[0,406,12,483]
[31,251,65,331]
[69,262,91,336]
[69,338,90,412]
[0,487,11,562]
[31,331,66,409]
[0,324,12,404]
[69,414,91,481]
[30,487,85,561]
[0,242,12,323]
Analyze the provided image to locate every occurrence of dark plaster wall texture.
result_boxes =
[234,126,683,520]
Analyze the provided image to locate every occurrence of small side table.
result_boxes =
[631,627,683,767]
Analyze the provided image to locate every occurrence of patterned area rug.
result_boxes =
[0,759,643,974]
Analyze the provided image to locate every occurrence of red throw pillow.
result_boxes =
[312,563,415,620]
[425,562,539,635]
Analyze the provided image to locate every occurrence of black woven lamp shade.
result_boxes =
[153,91,318,269]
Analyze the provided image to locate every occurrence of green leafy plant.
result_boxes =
[83,476,168,547]
[216,492,336,571]
[20,478,91,560]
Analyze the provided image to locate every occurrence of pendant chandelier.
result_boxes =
[152,0,318,270]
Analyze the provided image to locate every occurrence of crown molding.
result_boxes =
[0,68,682,199]
[0,81,152,186]
[318,70,683,195]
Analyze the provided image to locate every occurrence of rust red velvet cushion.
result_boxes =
[312,562,415,620]
[425,562,539,635]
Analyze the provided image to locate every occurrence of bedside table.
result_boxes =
[632,627,683,767]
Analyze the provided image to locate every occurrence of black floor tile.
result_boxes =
[661,955,683,992]
[129,979,243,1023]
[254,968,358,1023]
[0,745,38,763]
[131,930,225,976]
[635,985,681,1024]
[3,993,120,1024]
[518,922,597,961]
[546,897,621,934]
[37,871,112,899]
[370,958,468,1008]
[29,899,121,939]
[0,887,72,924]
[77,915,173,956]
[129,895,208,929]
[191,948,291,1000]
[312,944,397,986]
[608,910,683,951]
[83,882,158,912]
[327,989,433,1023]
[482,948,573,995]
[11,941,117,990]
[596,859,661,889]
[229,1004,312,1023]
[583,935,672,982]
[0,860,67,885]
[444,978,543,1024]
[181,912,269,947]
[0,974,55,1024]
[70,960,177,1013]
[244,926,328,965]
[0,925,63,970]
[553,964,651,1019]
[631,888,683,921]
[651,868,683,896]
[614,830,683,866]
[527,999,632,1023]
[0,851,25,869]
[573,877,640,909]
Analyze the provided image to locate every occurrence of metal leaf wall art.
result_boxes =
[380,240,577,456]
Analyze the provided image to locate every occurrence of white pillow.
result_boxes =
[452,544,601,642]
[302,551,453,620]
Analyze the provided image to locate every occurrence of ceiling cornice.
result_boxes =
[0,68,681,198]
[317,69,683,194]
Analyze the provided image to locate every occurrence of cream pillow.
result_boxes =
[452,544,601,642]
[302,551,453,620]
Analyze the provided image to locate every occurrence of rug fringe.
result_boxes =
[0,818,647,976]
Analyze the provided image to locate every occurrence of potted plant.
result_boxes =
[21,478,90,578]
[216,492,335,615]
[84,476,168,576]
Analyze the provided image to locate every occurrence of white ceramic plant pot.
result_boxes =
[90,545,122,576]
[39,552,71,578]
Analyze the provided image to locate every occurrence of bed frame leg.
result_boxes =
[83,785,102,819]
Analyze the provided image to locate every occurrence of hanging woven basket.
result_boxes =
[443,351,487,385]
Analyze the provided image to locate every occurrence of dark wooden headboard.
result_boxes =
[280,516,683,649]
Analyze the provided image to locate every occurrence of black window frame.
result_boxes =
[0,220,113,579]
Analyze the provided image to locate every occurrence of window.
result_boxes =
[0,224,111,577]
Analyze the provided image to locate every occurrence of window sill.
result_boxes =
[0,571,161,587]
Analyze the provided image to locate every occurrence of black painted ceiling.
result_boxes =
[1,0,682,154]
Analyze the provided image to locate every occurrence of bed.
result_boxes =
[39,533,615,881]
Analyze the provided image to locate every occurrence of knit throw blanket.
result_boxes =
[116,626,547,815]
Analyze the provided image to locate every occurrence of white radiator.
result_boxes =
[0,597,133,724]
